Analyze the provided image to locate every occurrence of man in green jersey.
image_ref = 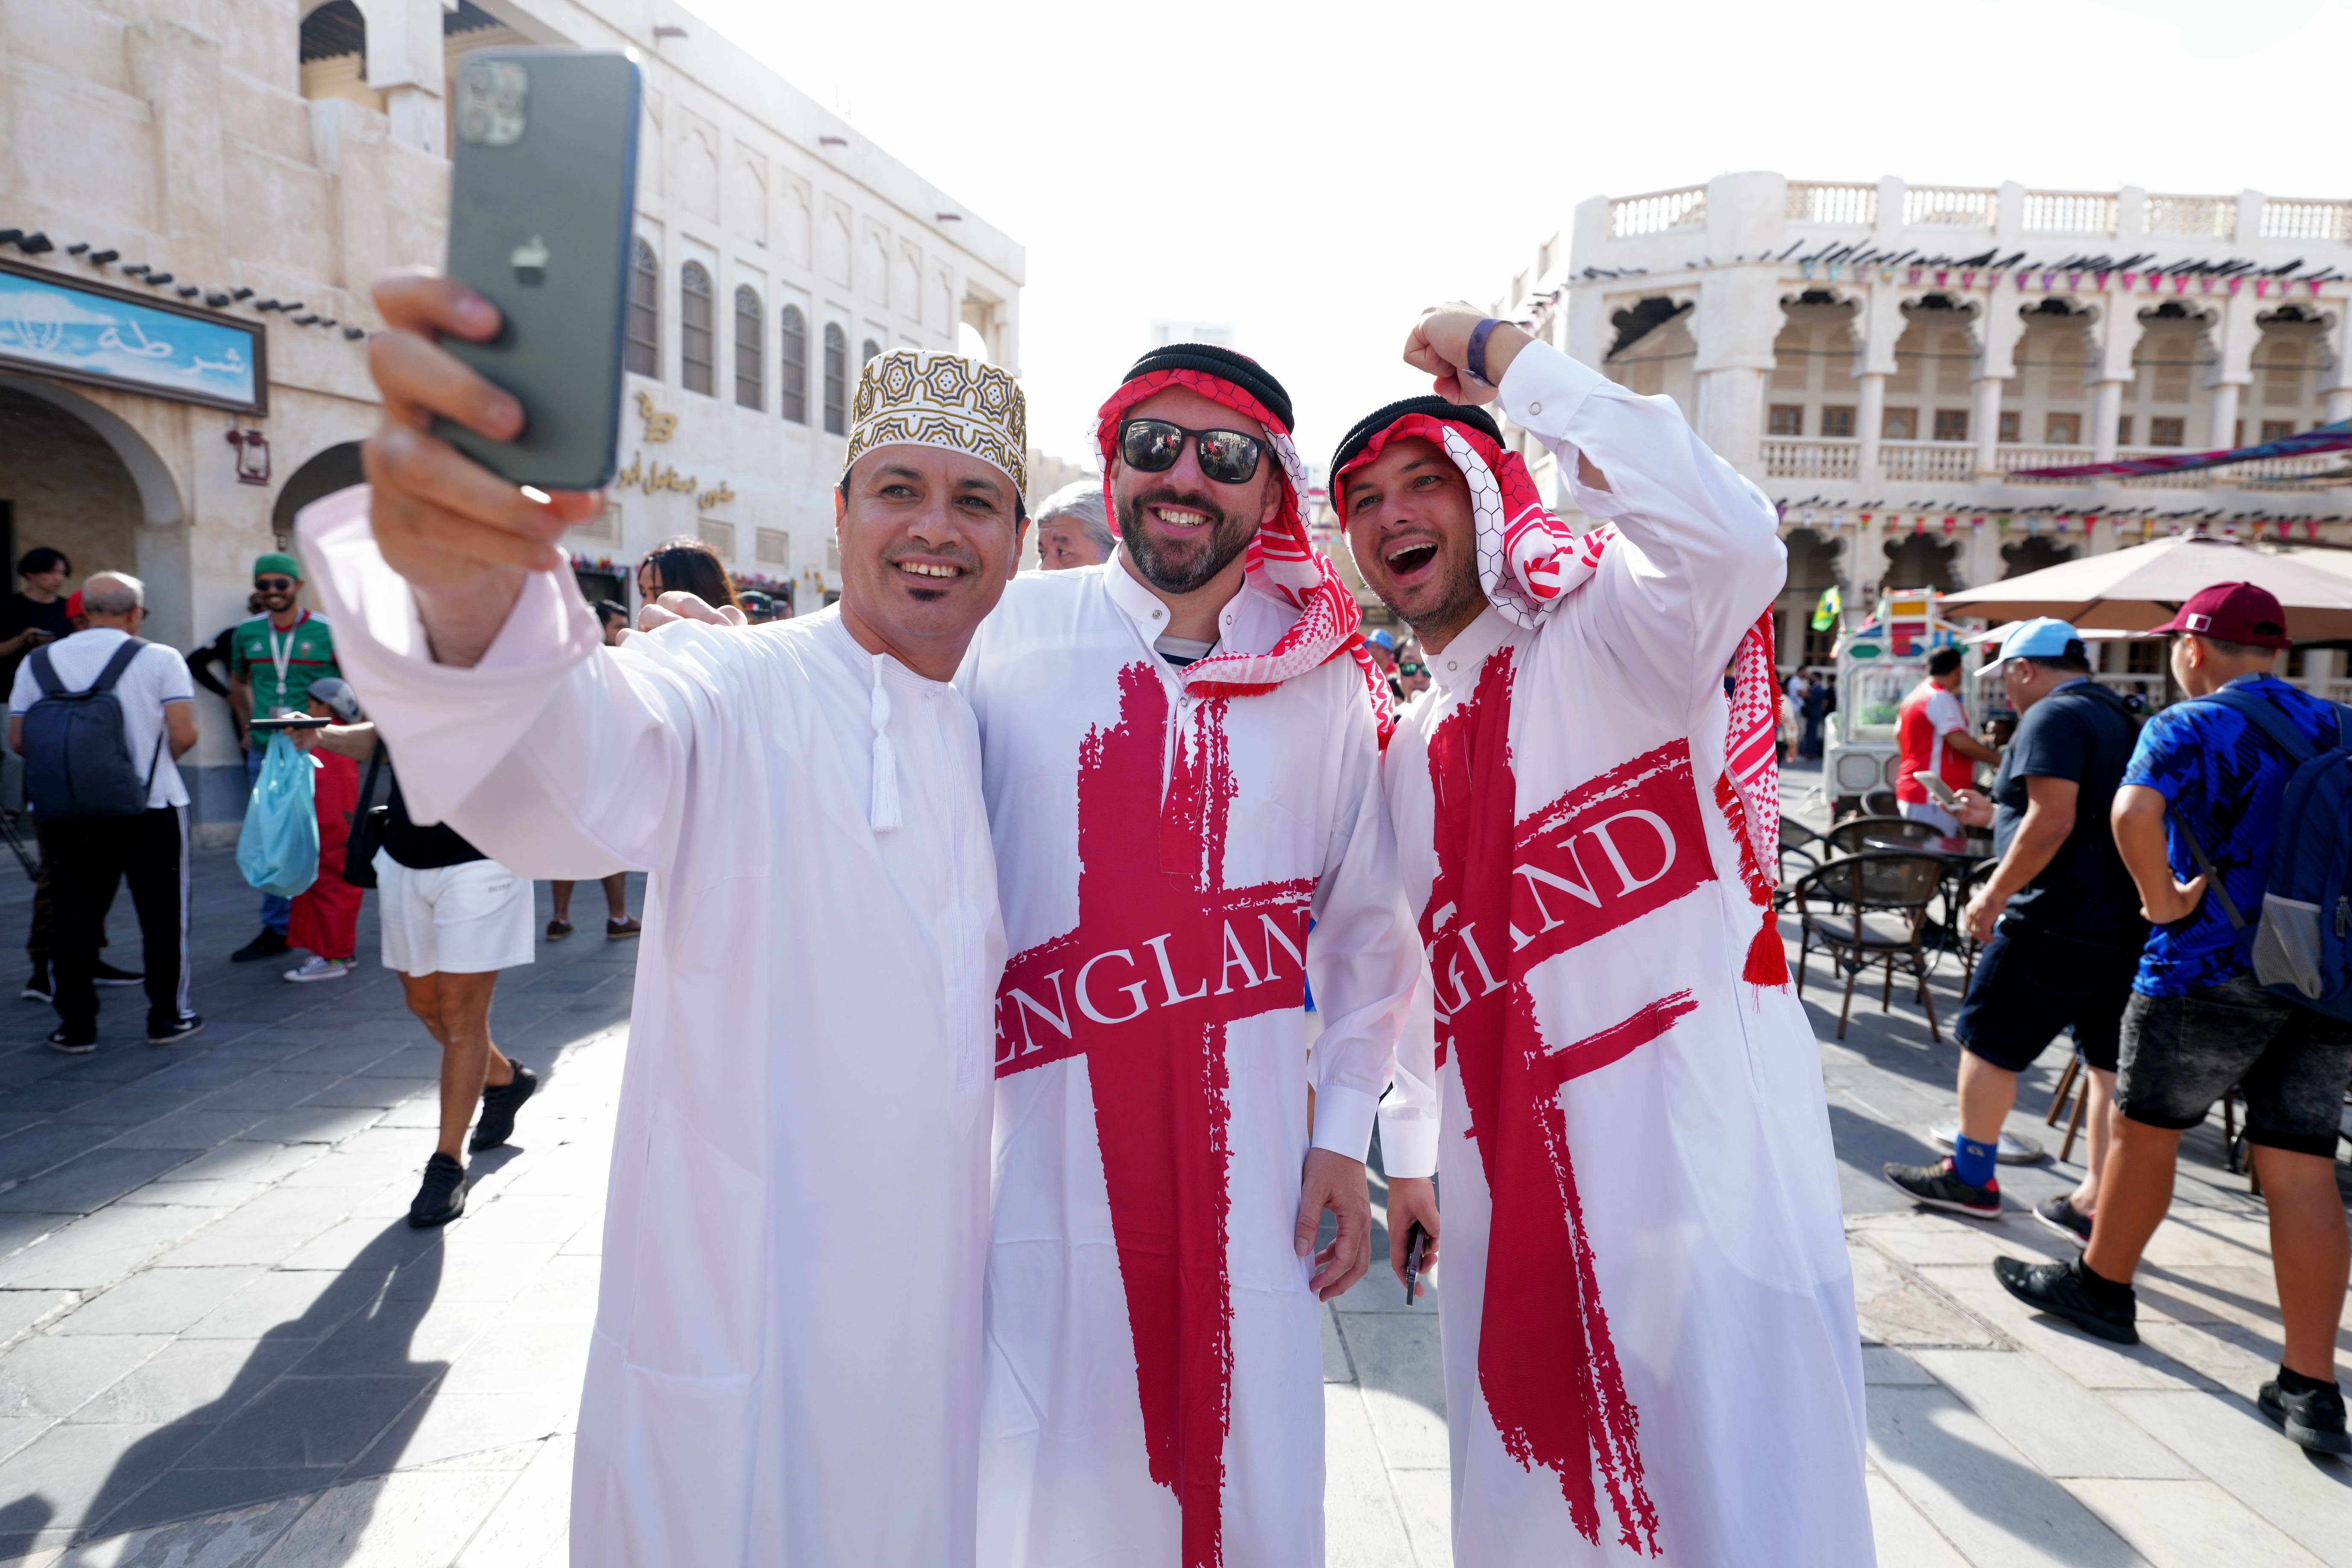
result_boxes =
[228,552,341,962]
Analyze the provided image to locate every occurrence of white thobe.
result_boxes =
[1377,345,1873,1566]
[961,562,1417,1568]
[297,490,1003,1568]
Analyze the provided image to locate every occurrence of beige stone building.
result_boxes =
[0,0,1022,839]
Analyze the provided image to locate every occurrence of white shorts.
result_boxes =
[375,851,535,977]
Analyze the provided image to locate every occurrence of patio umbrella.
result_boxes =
[1941,535,2352,640]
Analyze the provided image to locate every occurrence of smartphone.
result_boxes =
[1912,771,1963,811]
[437,49,641,490]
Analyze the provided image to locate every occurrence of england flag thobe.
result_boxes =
[298,490,1003,1567]
[1376,344,1874,1565]
[965,561,1418,1568]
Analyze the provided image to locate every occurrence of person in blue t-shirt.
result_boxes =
[1994,582,2350,1456]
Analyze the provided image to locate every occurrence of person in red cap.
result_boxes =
[1329,309,1870,1563]
[961,342,1416,1568]
[1995,580,2351,1455]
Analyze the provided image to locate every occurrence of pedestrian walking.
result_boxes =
[1799,669,1828,759]
[227,553,339,965]
[1031,477,1114,570]
[7,572,200,1052]
[281,677,366,983]
[548,603,638,941]
[1882,619,2145,1235]
[1893,644,2002,833]
[635,537,737,611]
[1994,583,2351,1456]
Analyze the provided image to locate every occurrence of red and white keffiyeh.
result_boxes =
[1096,368,1395,746]
[1334,409,1787,984]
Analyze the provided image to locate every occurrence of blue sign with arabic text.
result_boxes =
[0,262,266,413]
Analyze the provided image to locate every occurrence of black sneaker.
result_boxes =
[2035,1194,2095,1244]
[1993,1255,2138,1344]
[147,1013,203,1047]
[45,1028,95,1056]
[2259,1377,2352,1455]
[231,928,290,963]
[470,1062,538,1153]
[1884,1158,2002,1218]
[20,965,50,1003]
[409,1153,467,1228]
[91,961,142,987]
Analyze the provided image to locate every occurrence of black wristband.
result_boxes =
[1466,318,1502,385]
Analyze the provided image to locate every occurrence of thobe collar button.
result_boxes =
[1530,401,1543,414]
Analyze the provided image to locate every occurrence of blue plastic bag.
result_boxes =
[237,733,320,898]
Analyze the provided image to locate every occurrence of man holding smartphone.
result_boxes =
[306,273,1028,1567]
[1895,645,2001,834]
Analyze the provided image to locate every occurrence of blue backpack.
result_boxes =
[20,639,165,820]
[2173,686,2352,1020]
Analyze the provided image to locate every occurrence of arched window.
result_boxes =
[861,337,881,367]
[734,285,763,410]
[680,262,714,396]
[780,306,809,425]
[822,323,848,435]
[626,237,659,378]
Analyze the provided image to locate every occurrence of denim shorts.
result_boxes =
[1954,926,2141,1074]
[2116,971,2352,1158]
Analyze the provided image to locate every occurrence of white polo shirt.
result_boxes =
[9,629,194,809]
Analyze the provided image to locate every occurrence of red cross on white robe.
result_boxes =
[994,664,1317,1568]
[1420,647,1732,1556]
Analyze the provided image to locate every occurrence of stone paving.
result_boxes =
[0,848,632,1565]
[0,787,2343,1565]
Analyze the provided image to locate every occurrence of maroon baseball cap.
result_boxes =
[2150,581,2290,649]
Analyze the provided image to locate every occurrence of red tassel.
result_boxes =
[1744,907,1789,988]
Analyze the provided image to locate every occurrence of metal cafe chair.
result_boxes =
[1824,815,1942,857]
[2045,1045,2093,1163]
[1775,819,1825,910]
[1789,851,1951,1044]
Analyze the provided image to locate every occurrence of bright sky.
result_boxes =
[681,0,2346,474]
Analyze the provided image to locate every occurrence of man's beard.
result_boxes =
[1384,549,1487,647]
[1117,485,1258,597]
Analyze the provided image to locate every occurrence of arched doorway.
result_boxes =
[0,377,188,646]
[272,440,366,544]
[1881,531,1962,593]
[1776,527,1844,672]
[2000,535,2076,579]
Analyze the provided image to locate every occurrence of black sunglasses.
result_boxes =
[1399,662,1426,676]
[254,577,295,591]
[1118,418,1265,486]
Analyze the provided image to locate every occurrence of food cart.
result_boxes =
[1820,588,1979,819]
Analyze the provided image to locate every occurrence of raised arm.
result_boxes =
[1405,309,1787,725]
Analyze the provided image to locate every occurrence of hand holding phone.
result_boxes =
[1403,1221,1427,1306]
[1913,771,1963,811]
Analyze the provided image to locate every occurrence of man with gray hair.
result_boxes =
[8,571,201,1051]
[1031,477,1114,570]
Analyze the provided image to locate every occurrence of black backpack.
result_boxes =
[20,639,165,819]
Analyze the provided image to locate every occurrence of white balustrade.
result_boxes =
[1996,446,2089,476]
[1879,440,1978,481]
[2261,199,2352,243]
[1609,187,1707,238]
[2021,191,2118,235]
[1762,438,1858,479]
[2146,195,2234,237]
[1786,182,1876,227]
[1901,187,1997,228]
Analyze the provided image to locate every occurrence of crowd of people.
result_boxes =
[4,261,2344,1562]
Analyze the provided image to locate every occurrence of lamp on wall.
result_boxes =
[226,427,271,486]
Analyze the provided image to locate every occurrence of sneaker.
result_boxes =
[1883,1158,2002,1219]
[1992,1254,2138,1345]
[284,956,351,983]
[91,960,142,987]
[545,918,574,941]
[20,967,51,1004]
[2259,1377,2352,1456]
[46,1028,95,1056]
[409,1152,467,1228]
[605,917,641,940]
[471,1062,538,1152]
[2035,1194,2095,1245]
[231,928,290,963]
[147,1013,204,1047]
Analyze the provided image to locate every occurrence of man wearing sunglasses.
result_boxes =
[1331,310,1870,1564]
[227,553,340,963]
[960,343,1415,1568]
